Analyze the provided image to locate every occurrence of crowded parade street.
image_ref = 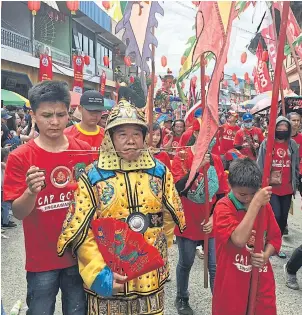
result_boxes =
[1,1,302,315]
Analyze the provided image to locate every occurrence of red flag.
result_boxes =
[39,54,53,81]
[72,55,84,94]
[186,2,236,188]
[274,2,302,59]
[252,66,261,94]
[100,70,106,96]
[261,11,289,89]
[254,42,273,93]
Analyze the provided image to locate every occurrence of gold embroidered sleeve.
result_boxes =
[57,174,97,257]
[77,227,107,289]
[162,168,186,234]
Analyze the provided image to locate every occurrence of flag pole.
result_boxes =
[247,2,290,314]
[200,53,209,289]
[148,26,156,146]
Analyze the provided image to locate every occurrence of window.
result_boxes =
[96,42,102,66]
[72,22,95,58]
[98,43,112,69]
[89,39,94,58]
[83,35,88,54]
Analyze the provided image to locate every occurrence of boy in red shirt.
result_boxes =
[234,113,264,160]
[219,110,240,155]
[3,81,91,315]
[64,90,105,160]
[213,158,281,315]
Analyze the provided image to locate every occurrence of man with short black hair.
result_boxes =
[4,80,89,315]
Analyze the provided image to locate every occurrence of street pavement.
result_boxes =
[2,196,302,315]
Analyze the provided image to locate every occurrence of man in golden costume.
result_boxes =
[57,95,186,315]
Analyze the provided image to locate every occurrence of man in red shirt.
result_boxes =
[219,110,240,155]
[234,113,264,160]
[213,158,281,315]
[64,90,105,160]
[3,81,90,315]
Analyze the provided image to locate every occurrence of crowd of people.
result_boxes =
[1,80,302,315]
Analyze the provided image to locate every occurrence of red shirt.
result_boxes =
[3,137,92,272]
[234,127,264,160]
[292,132,302,174]
[211,135,221,155]
[271,141,293,196]
[163,134,181,160]
[220,124,240,154]
[64,124,104,160]
[154,151,171,170]
[172,149,228,240]
[178,127,193,148]
[213,196,281,315]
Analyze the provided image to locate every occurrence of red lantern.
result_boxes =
[102,1,111,10]
[84,55,90,66]
[181,82,185,89]
[232,73,237,82]
[241,52,247,64]
[161,56,167,67]
[28,1,41,15]
[129,76,135,84]
[181,56,187,66]
[124,56,132,67]
[103,56,109,67]
[66,1,79,15]
[262,50,269,62]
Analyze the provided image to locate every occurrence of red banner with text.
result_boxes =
[39,54,53,81]
[73,55,84,94]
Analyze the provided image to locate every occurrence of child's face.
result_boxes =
[232,186,258,207]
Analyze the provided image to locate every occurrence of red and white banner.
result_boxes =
[39,54,53,81]
[72,55,84,94]
[274,2,302,59]
[99,70,106,96]
[254,42,273,93]
[261,11,289,89]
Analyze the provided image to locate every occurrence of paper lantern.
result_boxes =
[129,76,135,84]
[262,51,269,62]
[241,52,247,64]
[66,1,79,15]
[28,1,41,15]
[84,55,90,66]
[102,1,111,10]
[161,56,167,67]
[232,73,237,82]
[181,56,187,66]
[103,56,109,67]
[124,56,132,67]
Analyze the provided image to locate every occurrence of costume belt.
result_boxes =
[122,212,163,234]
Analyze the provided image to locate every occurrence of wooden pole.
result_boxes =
[148,27,156,146]
[247,2,290,314]
[271,6,287,116]
[200,54,209,289]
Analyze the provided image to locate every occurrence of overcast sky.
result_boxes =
[154,1,268,88]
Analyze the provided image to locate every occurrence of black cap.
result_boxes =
[80,90,105,111]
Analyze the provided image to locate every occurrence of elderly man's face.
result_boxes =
[112,124,144,161]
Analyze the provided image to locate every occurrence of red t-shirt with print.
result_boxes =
[3,137,92,272]
[163,134,181,160]
[213,196,281,315]
[292,132,302,174]
[220,124,240,154]
[271,141,293,196]
[233,127,264,160]
[64,123,104,160]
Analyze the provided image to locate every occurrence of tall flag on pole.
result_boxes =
[115,1,164,97]
[186,1,236,188]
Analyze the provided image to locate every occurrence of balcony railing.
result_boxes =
[1,28,32,54]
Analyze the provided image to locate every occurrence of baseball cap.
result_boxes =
[80,90,105,111]
[1,109,12,120]
[242,113,253,122]
[194,108,203,118]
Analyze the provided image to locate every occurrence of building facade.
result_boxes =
[1,1,127,100]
